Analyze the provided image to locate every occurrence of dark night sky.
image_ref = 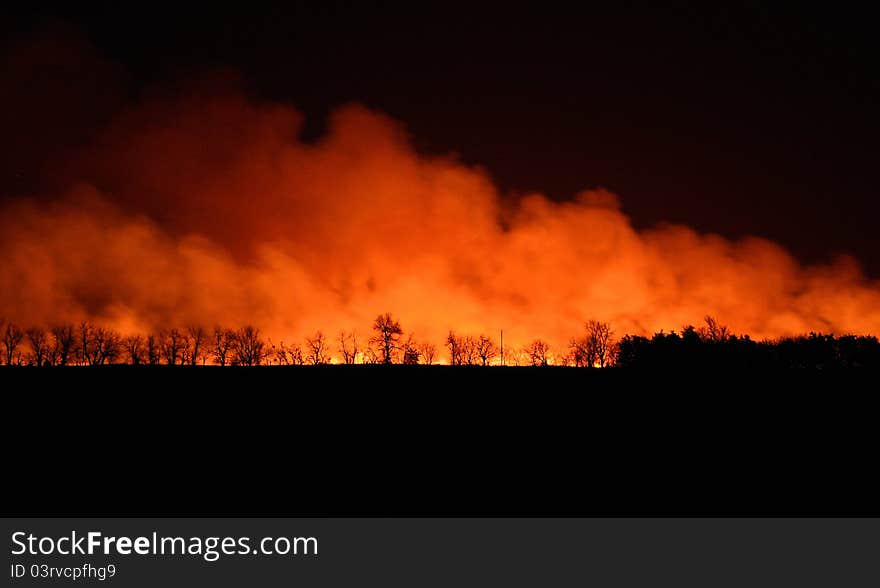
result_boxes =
[2,2,879,275]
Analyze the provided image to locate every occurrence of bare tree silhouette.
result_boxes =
[211,326,235,366]
[461,335,478,365]
[305,331,329,365]
[186,325,207,365]
[76,321,91,366]
[271,340,302,365]
[372,313,403,364]
[72,323,122,366]
[289,343,305,365]
[526,339,550,366]
[401,334,421,364]
[26,326,49,366]
[446,333,481,365]
[586,320,615,367]
[87,326,121,365]
[123,334,146,365]
[419,342,437,365]
[338,331,359,364]
[232,325,267,366]
[3,321,25,365]
[146,334,161,365]
[568,335,593,367]
[702,316,730,342]
[160,328,185,366]
[568,320,615,367]
[446,331,462,365]
[476,334,498,366]
[50,324,75,366]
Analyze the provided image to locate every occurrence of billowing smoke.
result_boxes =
[2,33,879,356]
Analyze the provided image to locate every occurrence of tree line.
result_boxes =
[616,319,880,369]
[0,314,877,368]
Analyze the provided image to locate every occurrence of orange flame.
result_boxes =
[1,78,879,355]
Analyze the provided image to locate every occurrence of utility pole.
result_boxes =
[500,329,504,366]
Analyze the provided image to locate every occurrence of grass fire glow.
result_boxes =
[2,76,879,360]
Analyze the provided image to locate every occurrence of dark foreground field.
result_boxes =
[3,365,878,517]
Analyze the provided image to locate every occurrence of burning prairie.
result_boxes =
[1,44,879,354]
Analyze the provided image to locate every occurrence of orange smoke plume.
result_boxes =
[2,43,879,355]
